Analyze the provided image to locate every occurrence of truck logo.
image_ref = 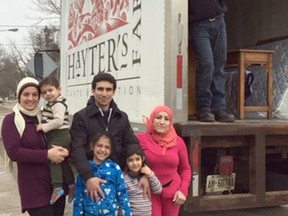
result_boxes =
[68,0,129,49]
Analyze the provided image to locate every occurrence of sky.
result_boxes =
[0,0,59,52]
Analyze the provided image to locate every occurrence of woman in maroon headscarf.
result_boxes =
[137,105,192,216]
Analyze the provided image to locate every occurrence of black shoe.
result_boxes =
[214,110,235,122]
[198,111,215,122]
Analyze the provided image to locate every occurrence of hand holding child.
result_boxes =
[47,145,69,164]
[36,124,43,131]
[86,177,107,203]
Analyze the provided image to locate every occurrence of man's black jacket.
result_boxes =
[70,96,139,182]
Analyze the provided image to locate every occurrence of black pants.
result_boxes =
[27,196,65,216]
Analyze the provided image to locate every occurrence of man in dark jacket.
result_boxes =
[189,0,235,122]
[70,73,140,202]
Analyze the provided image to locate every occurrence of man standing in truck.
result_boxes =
[70,73,149,203]
[189,0,235,122]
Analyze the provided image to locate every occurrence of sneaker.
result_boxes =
[214,110,235,122]
[50,188,64,205]
[198,111,215,122]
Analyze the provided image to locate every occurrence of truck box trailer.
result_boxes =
[60,0,189,123]
[57,0,288,213]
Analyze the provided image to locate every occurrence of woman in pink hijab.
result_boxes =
[137,105,191,216]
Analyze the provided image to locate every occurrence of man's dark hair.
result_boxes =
[39,76,60,89]
[92,73,117,90]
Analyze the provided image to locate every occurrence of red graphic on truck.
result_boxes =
[68,0,129,49]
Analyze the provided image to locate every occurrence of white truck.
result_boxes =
[60,0,188,124]
[57,0,288,213]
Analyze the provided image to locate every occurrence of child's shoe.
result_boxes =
[68,184,75,203]
[50,188,64,205]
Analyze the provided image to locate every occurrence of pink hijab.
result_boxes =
[144,105,177,155]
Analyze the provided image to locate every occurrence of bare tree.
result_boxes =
[28,0,61,62]
[30,0,61,16]
[0,1,61,98]
[8,41,31,68]
[0,45,26,98]
[30,25,60,63]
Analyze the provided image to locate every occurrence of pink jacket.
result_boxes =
[137,133,192,198]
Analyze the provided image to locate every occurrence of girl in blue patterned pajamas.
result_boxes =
[73,131,131,216]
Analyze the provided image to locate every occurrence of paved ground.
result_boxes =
[1,101,288,216]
